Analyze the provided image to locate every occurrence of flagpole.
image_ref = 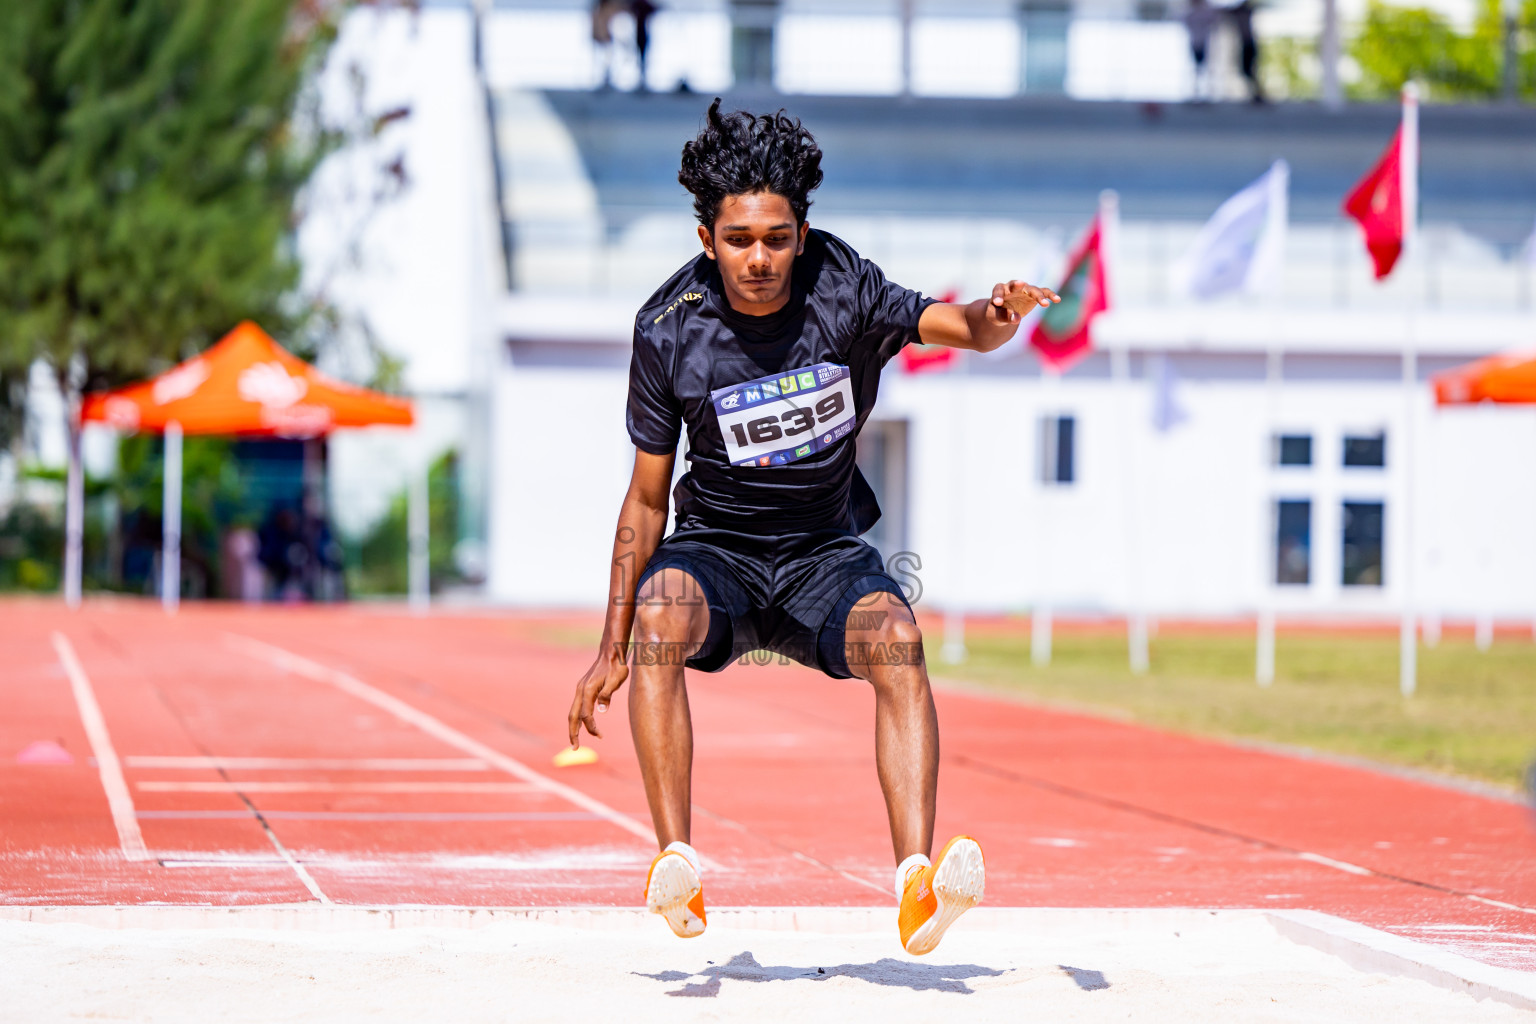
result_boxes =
[161,421,182,615]
[941,348,968,664]
[1117,341,1148,675]
[1098,189,1146,674]
[1255,164,1288,686]
[409,454,431,615]
[63,392,84,610]
[1257,345,1280,686]
[1400,81,1420,697]
[1033,366,1056,668]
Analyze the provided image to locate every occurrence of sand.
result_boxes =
[2,909,1532,1023]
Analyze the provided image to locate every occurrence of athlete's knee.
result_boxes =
[851,613,927,681]
[632,569,709,664]
[633,598,694,641]
[635,569,702,627]
[882,616,922,649]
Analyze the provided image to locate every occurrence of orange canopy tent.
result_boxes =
[71,321,414,611]
[1432,348,1536,406]
[81,320,413,436]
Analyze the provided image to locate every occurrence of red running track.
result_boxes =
[2,599,1533,970]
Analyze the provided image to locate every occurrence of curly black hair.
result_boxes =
[678,98,824,231]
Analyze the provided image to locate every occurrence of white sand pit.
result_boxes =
[2,907,1532,1023]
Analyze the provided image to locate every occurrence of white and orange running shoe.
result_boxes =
[644,848,707,938]
[898,835,985,955]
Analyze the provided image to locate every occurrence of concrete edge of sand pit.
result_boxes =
[4,905,1532,1010]
[1266,909,1536,1012]
[0,904,1256,934]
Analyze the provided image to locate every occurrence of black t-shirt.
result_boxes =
[627,229,937,535]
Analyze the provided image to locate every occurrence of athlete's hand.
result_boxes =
[568,641,630,746]
[987,280,1060,325]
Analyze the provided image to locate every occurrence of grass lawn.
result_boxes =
[927,624,1536,793]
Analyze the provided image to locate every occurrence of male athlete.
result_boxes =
[567,100,1058,955]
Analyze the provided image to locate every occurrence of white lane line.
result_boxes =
[1297,851,1374,877]
[125,756,489,772]
[253,810,332,905]
[1469,894,1536,916]
[50,632,151,863]
[226,634,657,846]
[136,781,543,794]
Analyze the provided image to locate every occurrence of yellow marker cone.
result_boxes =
[553,746,599,768]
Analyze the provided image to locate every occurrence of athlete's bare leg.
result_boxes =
[844,592,938,863]
[628,567,712,849]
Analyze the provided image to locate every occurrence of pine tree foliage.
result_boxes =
[0,0,338,393]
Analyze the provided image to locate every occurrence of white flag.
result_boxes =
[1176,159,1289,300]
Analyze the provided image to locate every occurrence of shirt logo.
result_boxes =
[653,290,704,324]
[720,392,741,409]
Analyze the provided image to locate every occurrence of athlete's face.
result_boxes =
[699,192,810,316]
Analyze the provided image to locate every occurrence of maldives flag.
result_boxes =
[1342,128,1405,280]
[1029,216,1108,371]
[900,289,961,373]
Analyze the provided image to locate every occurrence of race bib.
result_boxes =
[712,362,856,467]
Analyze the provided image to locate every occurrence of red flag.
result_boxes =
[1029,215,1107,371]
[900,344,956,373]
[1342,128,1405,280]
[900,288,961,374]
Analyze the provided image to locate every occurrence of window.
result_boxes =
[1343,432,1386,468]
[1038,414,1075,485]
[1274,500,1311,585]
[1341,501,1385,587]
[1274,434,1312,467]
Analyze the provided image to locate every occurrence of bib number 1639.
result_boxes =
[727,390,845,447]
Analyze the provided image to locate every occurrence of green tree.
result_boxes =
[0,0,339,594]
[0,1,338,391]
[1349,0,1535,102]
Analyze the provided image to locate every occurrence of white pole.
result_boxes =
[1321,0,1342,110]
[1031,601,1053,666]
[900,0,915,98]
[1103,200,1146,674]
[408,458,430,613]
[1118,341,1148,675]
[941,349,968,664]
[1400,82,1420,697]
[1257,346,1281,685]
[1033,367,1060,667]
[1475,402,1495,652]
[63,399,84,609]
[1098,189,1147,675]
[161,421,182,615]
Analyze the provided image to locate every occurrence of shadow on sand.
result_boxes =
[1059,964,1111,990]
[635,951,1010,997]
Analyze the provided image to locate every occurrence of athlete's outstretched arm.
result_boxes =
[916,280,1060,353]
[567,448,676,746]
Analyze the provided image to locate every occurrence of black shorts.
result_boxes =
[635,525,912,679]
